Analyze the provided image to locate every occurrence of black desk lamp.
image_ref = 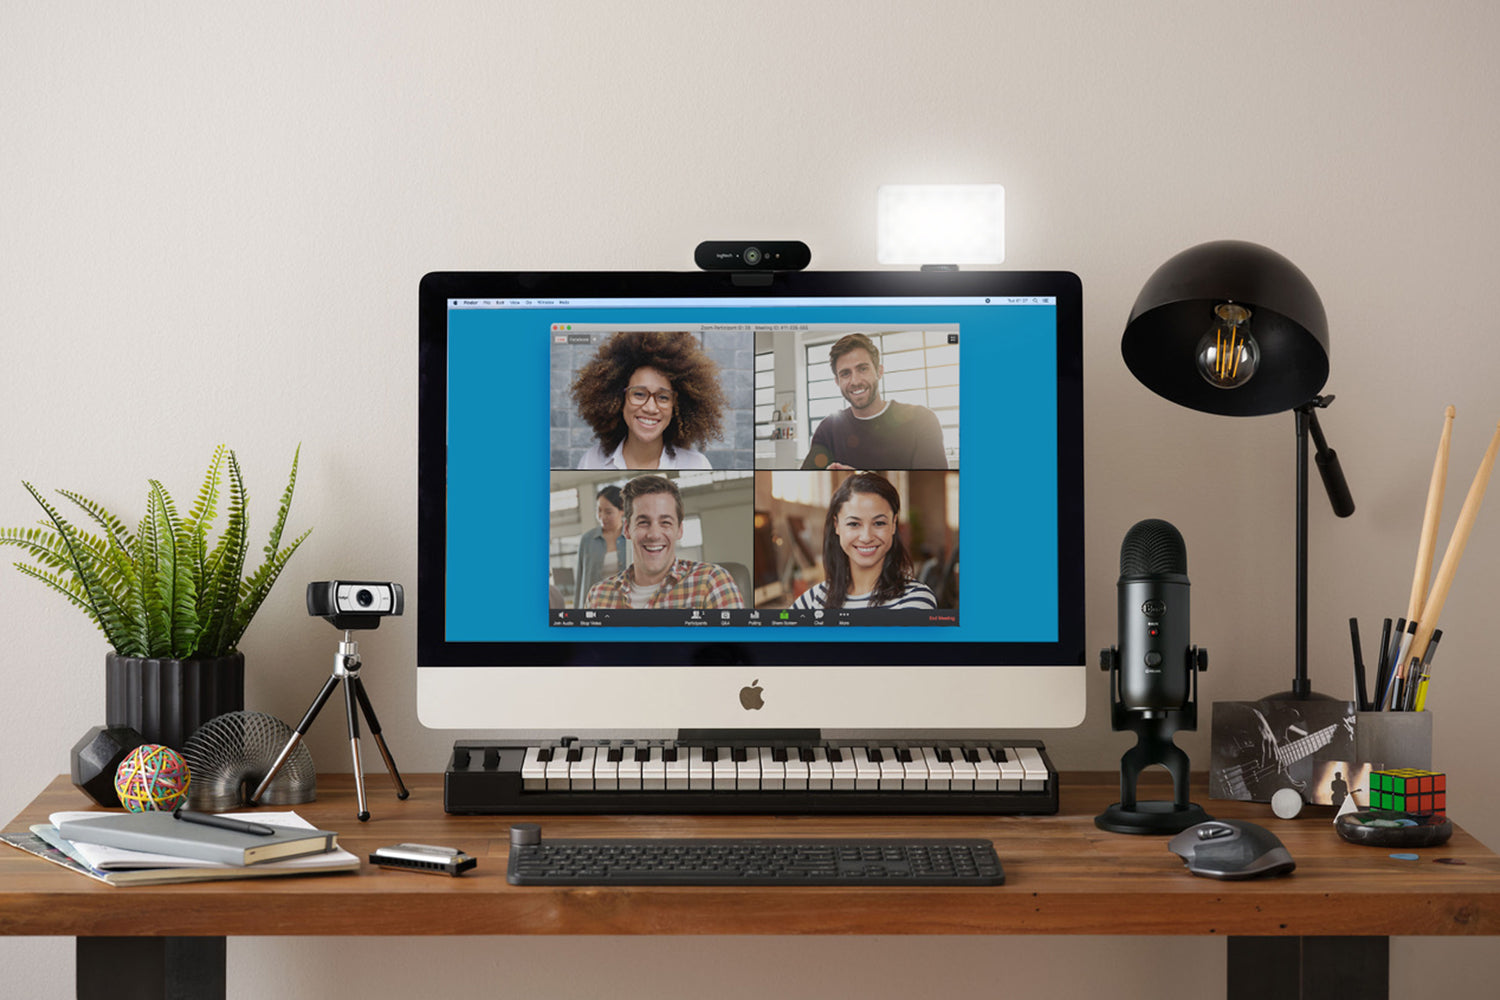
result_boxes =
[1121,240,1355,700]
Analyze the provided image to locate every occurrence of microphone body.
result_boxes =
[1115,519,1193,718]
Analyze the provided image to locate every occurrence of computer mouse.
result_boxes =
[1167,819,1296,880]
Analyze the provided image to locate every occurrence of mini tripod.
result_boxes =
[251,629,409,821]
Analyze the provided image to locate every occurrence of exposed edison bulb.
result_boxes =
[1195,303,1260,389]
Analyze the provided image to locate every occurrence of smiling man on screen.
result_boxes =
[800,333,948,471]
[583,474,744,610]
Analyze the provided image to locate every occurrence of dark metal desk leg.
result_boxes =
[1228,936,1388,999]
[78,936,226,1000]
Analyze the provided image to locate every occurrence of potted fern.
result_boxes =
[1,445,310,748]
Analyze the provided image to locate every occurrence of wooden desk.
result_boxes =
[3,772,1497,1000]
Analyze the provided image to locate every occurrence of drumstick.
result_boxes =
[1408,418,1500,670]
[1407,405,1455,625]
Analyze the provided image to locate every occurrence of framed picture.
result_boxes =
[1209,700,1357,803]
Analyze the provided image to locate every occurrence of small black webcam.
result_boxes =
[694,241,811,271]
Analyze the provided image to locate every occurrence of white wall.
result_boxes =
[3,2,1498,996]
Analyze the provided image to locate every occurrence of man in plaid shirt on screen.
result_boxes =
[583,474,745,610]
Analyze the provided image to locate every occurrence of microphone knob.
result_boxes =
[1193,647,1208,672]
[1099,647,1118,671]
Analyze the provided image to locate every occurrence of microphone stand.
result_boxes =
[1095,644,1212,834]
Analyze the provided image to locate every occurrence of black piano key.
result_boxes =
[702,747,719,763]
[565,747,583,763]
[634,747,651,762]
[772,747,789,763]
[867,748,883,762]
[606,747,624,763]
[731,747,748,763]
[895,747,914,764]
[663,747,679,762]
[798,747,814,763]
[936,747,954,764]
[989,747,1008,762]
[962,748,982,764]
[827,747,844,762]
[537,747,554,763]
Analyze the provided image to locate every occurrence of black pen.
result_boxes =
[1373,617,1393,711]
[1349,618,1369,711]
[173,806,276,836]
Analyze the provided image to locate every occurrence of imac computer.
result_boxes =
[417,269,1085,738]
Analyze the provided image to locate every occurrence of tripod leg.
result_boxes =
[344,679,369,822]
[351,676,410,800]
[250,674,341,804]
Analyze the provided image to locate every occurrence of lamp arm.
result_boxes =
[1305,403,1356,518]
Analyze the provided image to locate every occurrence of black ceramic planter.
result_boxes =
[104,651,245,750]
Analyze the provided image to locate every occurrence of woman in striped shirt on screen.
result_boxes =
[791,471,937,611]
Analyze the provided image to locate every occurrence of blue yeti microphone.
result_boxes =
[1116,518,1193,718]
[1096,517,1211,834]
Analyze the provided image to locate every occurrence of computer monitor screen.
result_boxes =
[418,269,1085,734]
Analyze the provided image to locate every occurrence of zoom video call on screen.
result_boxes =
[444,295,1062,644]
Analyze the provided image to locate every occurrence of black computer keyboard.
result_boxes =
[506,830,1005,886]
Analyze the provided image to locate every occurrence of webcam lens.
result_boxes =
[742,246,762,266]
[356,588,375,607]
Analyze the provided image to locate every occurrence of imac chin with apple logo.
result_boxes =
[739,680,765,711]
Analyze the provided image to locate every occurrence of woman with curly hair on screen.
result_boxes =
[791,472,937,610]
[570,331,727,470]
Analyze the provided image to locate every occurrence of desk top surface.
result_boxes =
[2,772,1497,938]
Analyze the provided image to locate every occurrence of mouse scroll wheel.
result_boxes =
[1198,825,1233,840]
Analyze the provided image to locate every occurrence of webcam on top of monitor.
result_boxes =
[694,241,811,271]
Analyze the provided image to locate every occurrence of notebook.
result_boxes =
[16,810,360,885]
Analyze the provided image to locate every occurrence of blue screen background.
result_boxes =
[445,300,1058,644]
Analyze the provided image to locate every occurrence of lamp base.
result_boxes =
[1096,800,1212,835]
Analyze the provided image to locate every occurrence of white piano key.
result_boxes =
[616,750,643,790]
[920,746,952,791]
[521,747,547,791]
[594,748,619,791]
[664,749,690,791]
[997,750,1024,792]
[688,747,714,790]
[568,746,597,791]
[900,749,929,791]
[1014,745,1049,791]
[782,750,809,791]
[876,746,904,790]
[544,751,572,791]
[851,747,881,791]
[758,748,785,791]
[807,747,835,790]
[712,750,737,790]
[735,750,761,790]
[642,747,667,790]
[829,748,858,790]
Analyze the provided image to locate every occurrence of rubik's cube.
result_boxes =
[1369,768,1446,815]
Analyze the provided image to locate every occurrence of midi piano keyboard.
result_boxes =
[444,739,1058,815]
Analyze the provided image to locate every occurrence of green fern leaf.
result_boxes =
[16,483,128,650]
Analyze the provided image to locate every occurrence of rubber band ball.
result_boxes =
[113,743,191,812]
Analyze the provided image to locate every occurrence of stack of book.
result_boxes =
[1,810,358,886]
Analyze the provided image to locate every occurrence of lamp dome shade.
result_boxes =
[1121,240,1330,416]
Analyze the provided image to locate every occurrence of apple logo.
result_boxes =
[739,679,765,711]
